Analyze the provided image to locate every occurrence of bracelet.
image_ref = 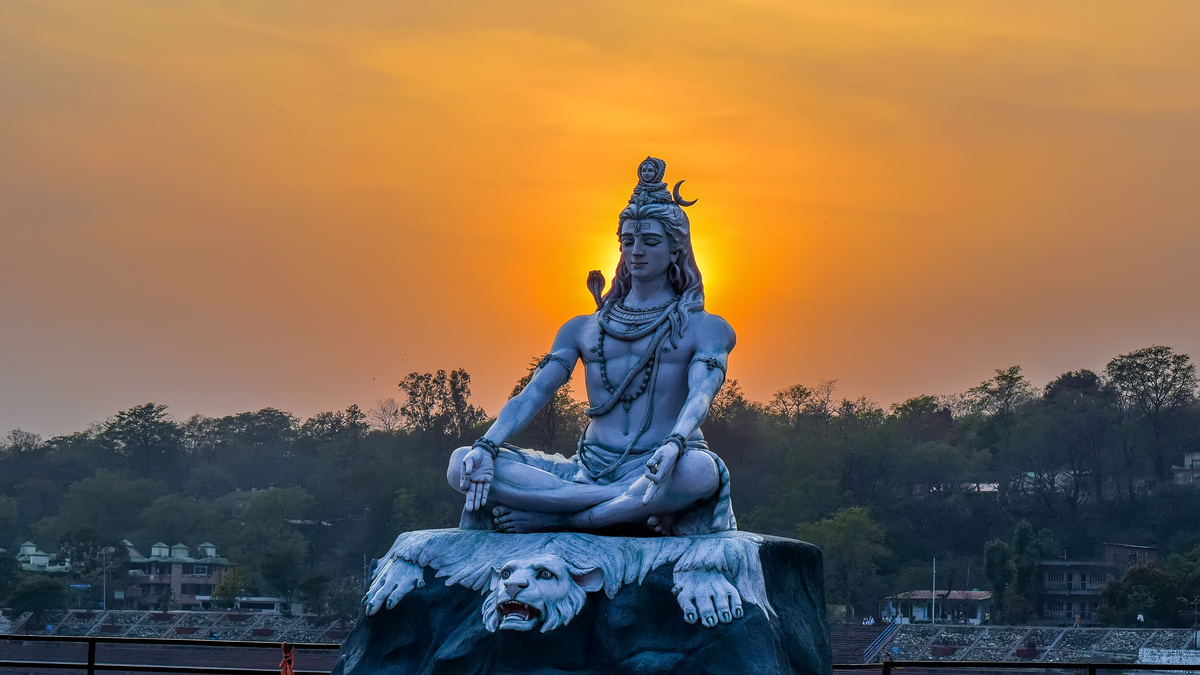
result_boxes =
[473,437,501,458]
[663,433,688,454]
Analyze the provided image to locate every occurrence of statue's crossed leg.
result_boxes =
[447,445,720,533]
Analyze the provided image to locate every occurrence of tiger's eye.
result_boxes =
[501,569,511,579]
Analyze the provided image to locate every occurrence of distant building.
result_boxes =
[884,590,992,624]
[16,541,69,573]
[123,540,233,610]
[1172,452,1200,486]
[1036,543,1156,624]
[1104,542,1157,567]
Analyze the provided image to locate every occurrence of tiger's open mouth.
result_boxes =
[498,601,541,623]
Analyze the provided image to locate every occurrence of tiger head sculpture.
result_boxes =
[481,553,605,632]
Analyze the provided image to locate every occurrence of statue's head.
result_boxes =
[481,554,604,633]
[601,157,704,316]
[638,157,666,185]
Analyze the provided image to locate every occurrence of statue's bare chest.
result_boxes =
[577,317,693,367]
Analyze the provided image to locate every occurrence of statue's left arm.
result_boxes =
[642,314,736,503]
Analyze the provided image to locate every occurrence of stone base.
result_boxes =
[334,532,830,675]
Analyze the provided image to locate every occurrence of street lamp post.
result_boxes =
[102,547,107,612]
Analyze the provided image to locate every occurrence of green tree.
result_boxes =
[969,366,1038,417]
[298,575,330,615]
[369,398,403,433]
[137,494,209,545]
[0,553,22,602]
[981,521,1055,623]
[768,384,813,432]
[8,576,66,621]
[12,478,63,528]
[1106,345,1198,481]
[57,528,129,607]
[983,539,1012,612]
[1099,564,1190,627]
[261,534,307,604]
[798,506,889,617]
[507,355,586,453]
[707,379,756,429]
[398,369,486,442]
[1041,370,1117,502]
[967,366,1037,497]
[102,403,181,478]
[889,395,953,444]
[36,471,164,544]
[0,494,18,548]
[213,566,248,609]
[1,429,45,455]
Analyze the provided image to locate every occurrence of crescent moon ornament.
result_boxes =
[672,180,697,206]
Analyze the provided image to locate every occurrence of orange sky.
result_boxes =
[3,0,1199,436]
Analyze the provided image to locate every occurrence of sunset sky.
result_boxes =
[3,0,1199,437]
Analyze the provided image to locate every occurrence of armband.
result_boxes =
[472,437,501,458]
[691,356,727,377]
[537,352,575,377]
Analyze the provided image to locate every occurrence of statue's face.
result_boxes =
[639,161,658,183]
[620,220,672,282]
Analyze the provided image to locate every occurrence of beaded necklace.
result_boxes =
[591,297,678,434]
[582,296,687,479]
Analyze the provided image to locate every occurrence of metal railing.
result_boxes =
[835,662,1200,675]
[862,618,903,663]
[7,634,1200,675]
[0,633,340,675]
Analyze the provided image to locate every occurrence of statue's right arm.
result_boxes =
[478,315,584,444]
[459,316,584,511]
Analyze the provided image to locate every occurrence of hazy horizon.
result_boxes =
[4,0,1199,438]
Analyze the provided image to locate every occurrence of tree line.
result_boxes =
[1,345,1198,626]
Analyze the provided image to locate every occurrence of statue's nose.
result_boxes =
[504,580,528,597]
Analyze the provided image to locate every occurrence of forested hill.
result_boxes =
[2,345,1200,625]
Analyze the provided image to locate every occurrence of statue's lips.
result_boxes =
[498,601,540,622]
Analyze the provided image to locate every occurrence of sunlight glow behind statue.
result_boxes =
[446,156,737,536]
[352,160,831,675]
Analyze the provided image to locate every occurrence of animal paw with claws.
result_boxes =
[672,568,744,628]
[363,557,425,616]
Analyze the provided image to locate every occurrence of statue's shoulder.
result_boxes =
[688,310,736,350]
[556,313,596,339]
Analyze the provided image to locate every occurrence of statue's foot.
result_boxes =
[647,514,678,536]
[492,506,568,533]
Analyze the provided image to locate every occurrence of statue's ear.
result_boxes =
[571,567,604,593]
[490,562,507,583]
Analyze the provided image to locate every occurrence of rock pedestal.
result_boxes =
[334,532,830,675]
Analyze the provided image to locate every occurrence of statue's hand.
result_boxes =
[641,442,682,505]
[460,446,495,512]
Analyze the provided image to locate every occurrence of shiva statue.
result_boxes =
[447,157,736,536]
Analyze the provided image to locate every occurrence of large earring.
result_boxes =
[668,259,682,286]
